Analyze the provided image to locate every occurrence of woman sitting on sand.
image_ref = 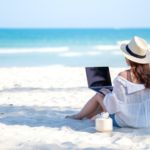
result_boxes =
[66,36,150,128]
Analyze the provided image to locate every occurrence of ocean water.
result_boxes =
[0,28,150,67]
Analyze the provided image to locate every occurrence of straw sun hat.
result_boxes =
[120,36,150,64]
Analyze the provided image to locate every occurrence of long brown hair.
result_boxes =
[127,59,150,88]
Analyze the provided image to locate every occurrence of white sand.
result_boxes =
[0,66,150,150]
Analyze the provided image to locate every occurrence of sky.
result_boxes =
[0,0,150,28]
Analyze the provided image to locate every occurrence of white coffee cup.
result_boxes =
[95,112,113,132]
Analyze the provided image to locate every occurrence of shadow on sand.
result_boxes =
[0,104,95,132]
[0,87,87,93]
[1,104,150,136]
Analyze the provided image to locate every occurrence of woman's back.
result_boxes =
[113,74,150,128]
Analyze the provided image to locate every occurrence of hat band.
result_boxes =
[126,45,146,59]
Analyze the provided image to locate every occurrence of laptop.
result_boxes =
[85,67,113,93]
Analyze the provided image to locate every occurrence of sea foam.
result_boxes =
[0,47,70,54]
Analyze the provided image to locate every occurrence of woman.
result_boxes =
[66,36,150,128]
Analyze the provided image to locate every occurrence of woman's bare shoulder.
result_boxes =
[118,70,130,79]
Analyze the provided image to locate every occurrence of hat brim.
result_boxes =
[120,43,150,64]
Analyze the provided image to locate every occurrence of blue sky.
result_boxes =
[0,0,150,28]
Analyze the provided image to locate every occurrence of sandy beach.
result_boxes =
[0,66,150,150]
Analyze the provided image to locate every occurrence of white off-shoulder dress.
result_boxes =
[103,76,150,128]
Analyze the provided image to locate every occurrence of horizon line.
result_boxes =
[0,27,150,30]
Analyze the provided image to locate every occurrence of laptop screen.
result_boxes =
[85,67,112,88]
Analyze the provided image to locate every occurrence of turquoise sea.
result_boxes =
[0,28,150,67]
